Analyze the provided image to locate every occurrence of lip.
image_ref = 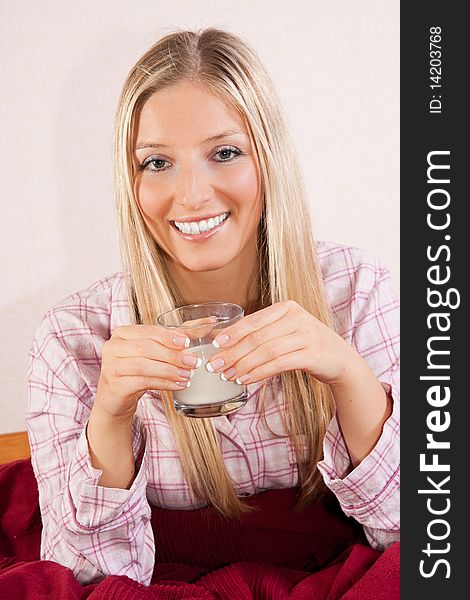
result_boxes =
[170,211,229,224]
[170,213,230,241]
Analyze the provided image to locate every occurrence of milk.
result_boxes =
[174,343,244,406]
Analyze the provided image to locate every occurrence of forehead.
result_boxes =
[134,82,249,147]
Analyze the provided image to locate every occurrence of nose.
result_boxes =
[175,162,212,212]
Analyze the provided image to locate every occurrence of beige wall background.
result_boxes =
[0,0,399,435]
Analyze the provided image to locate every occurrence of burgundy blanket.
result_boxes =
[0,459,399,599]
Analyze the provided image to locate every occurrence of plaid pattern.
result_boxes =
[26,241,400,584]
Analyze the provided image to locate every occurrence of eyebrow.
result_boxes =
[135,129,249,150]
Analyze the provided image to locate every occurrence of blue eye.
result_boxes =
[140,157,169,172]
[214,146,242,162]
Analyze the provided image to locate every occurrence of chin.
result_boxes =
[184,260,228,273]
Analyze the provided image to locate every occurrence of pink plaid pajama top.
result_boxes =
[26,241,400,585]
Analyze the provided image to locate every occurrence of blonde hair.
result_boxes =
[114,27,336,517]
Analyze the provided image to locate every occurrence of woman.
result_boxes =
[26,27,400,586]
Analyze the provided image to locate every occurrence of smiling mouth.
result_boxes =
[171,212,231,235]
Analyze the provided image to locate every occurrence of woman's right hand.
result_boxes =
[94,324,201,422]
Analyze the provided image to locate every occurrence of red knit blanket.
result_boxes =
[0,459,399,599]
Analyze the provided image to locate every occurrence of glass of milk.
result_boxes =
[157,303,248,418]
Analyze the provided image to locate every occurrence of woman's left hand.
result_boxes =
[206,300,363,387]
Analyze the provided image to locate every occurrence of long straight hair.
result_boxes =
[114,28,336,516]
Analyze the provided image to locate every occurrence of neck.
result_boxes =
[167,247,260,316]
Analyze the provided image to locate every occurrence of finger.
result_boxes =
[206,318,297,373]
[109,338,203,369]
[229,348,314,386]
[112,324,190,349]
[119,374,192,393]
[112,355,194,380]
[216,333,306,382]
[212,302,292,349]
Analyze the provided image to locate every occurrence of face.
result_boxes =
[133,81,264,275]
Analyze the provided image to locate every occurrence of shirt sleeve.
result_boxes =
[317,265,400,550]
[26,321,155,585]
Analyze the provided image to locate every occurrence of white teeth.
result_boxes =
[174,212,229,235]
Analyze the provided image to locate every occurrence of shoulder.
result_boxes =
[31,272,128,364]
[316,241,397,337]
[41,271,126,328]
[316,240,389,286]
[60,272,126,304]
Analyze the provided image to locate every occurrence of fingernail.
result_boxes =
[220,367,236,381]
[206,357,225,372]
[176,380,191,388]
[182,355,202,368]
[174,335,190,348]
[236,374,251,384]
[177,368,192,379]
[212,334,230,348]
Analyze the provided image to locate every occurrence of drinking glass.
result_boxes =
[157,302,248,417]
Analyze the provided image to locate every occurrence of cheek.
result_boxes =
[227,162,261,206]
[135,178,165,219]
